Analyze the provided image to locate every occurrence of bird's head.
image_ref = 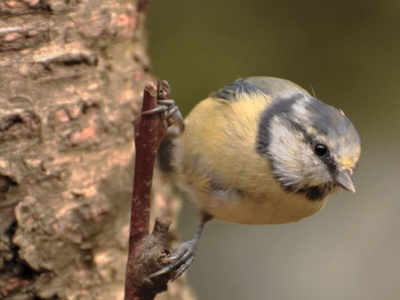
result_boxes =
[257,91,361,200]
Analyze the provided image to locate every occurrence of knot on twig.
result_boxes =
[157,81,170,100]
[152,218,172,243]
[129,219,172,296]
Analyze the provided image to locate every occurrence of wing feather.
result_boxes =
[216,77,309,101]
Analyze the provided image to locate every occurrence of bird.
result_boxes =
[145,76,361,280]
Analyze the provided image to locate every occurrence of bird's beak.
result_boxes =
[333,169,356,193]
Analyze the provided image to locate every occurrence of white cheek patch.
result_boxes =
[268,115,332,189]
[268,117,305,188]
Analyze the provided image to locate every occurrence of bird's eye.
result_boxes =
[314,144,328,156]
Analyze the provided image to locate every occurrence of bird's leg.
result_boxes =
[149,212,212,281]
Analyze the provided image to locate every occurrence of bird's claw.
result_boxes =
[142,98,185,133]
[149,240,197,281]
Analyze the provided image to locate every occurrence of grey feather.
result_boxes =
[216,77,309,101]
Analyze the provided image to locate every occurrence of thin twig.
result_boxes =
[124,81,173,300]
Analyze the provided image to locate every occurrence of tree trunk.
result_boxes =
[0,1,195,299]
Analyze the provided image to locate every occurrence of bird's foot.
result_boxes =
[149,239,197,281]
[142,81,185,133]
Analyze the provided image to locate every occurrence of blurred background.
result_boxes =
[146,1,400,299]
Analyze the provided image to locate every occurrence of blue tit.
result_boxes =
[150,76,361,280]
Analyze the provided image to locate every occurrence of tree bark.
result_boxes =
[0,1,196,299]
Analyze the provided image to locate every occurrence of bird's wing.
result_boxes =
[215,77,309,101]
